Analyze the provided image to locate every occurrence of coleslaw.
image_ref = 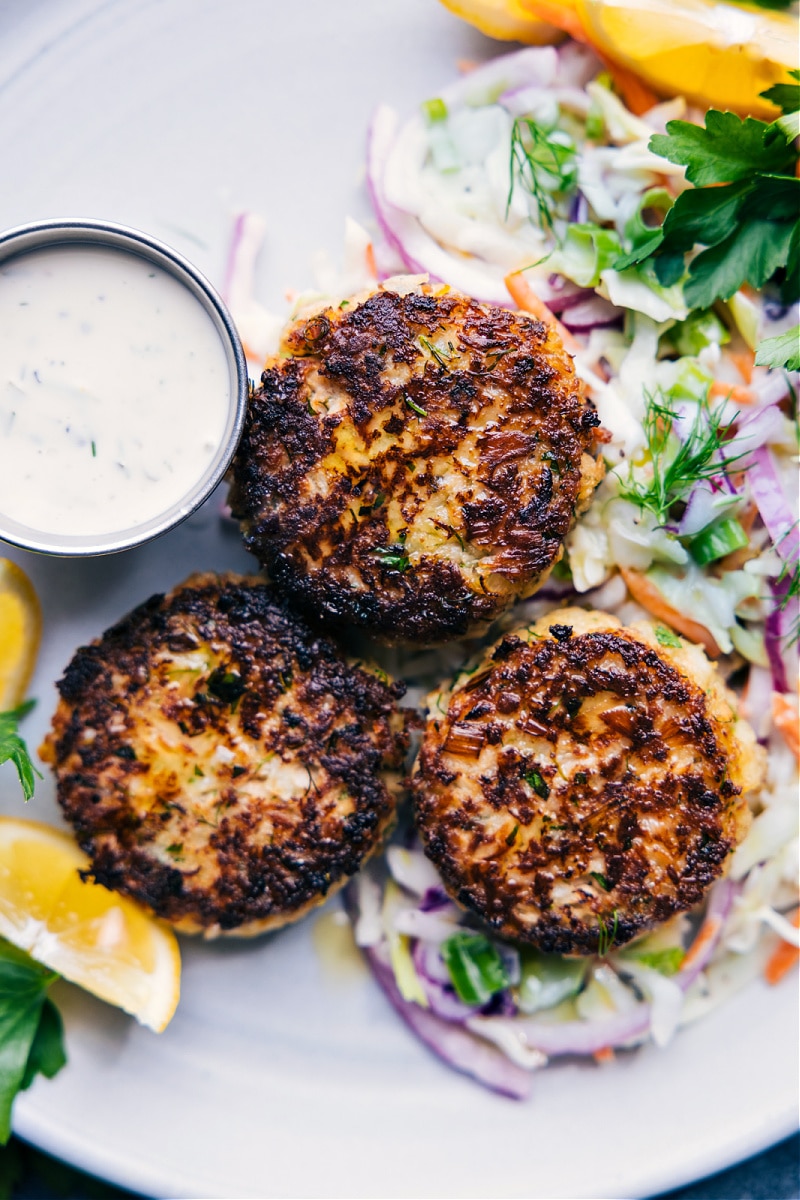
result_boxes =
[224,39,799,1096]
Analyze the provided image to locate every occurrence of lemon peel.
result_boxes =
[0,559,41,711]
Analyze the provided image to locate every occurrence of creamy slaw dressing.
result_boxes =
[0,245,230,538]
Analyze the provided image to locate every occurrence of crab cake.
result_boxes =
[412,608,763,955]
[40,573,409,938]
[227,280,604,645]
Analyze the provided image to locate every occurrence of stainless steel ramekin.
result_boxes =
[0,217,248,556]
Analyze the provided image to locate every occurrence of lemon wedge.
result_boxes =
[439,0,564,41]
[447,0,798,116]
[0,559,41,711]
[0,817,180,1032]
[574,0,798,118]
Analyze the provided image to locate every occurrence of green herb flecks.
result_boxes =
[524,769,550,799]
[441,932,511,1006]
[507,117,578,233]
[590,872,612,892]
[373,531,410,573]
[616,76,800,309]
[0,702,41,803]
[654,624,682,648]
[616,389,745,526]
[418,335,455,368]
[405,396,428,418]
[0,938,67,1143]
[596,910,619,958]
[90,440,97,458]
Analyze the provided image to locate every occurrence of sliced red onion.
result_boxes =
[393,906,461,944]
[765,608,790,694]
[510,1002,652,1057]
[754,371,792,408]
[559,296,624,333]
[677,878,737,993]
[385,845,442,897]
[545,285,594,314]
[678,478,739,538]
[438,46,559,110]
[365,940,532,1099]
[742,664,774,739]
[730,404,786,466]
[749,447,799,564]
[419,885,451,912]
[412,940,474,1022]
[766,579,794,694]
[366,106,510,305]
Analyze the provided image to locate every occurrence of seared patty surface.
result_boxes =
[413,608,762,954]
[227,281,603,644]
[41,574,409,936]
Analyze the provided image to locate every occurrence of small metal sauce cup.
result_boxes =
[0,217,248,556]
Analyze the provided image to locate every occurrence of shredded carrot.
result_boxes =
[504,271,581,355]
[599,56,660,116]
[680,916,722,977]
[709,380,756,406]
[619,566,722,657]
[764,909,800,986]
[593,1046,615,1064]
[456,58,479,75]
[772,693,800,761]
[365,242,378,282]
[729,350,755,386]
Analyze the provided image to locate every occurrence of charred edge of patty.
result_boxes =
[48,574,410,931]
[227,288,602,643]
[413,629,745,955]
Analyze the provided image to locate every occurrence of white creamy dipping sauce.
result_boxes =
[0,244,231,538]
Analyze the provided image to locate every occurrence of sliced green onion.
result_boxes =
[422,97,448,123]
[623,187,673,252]
[654,624,682,648]
[689,517,749,566]
[630,947,685,976]
[584,100,604,141]
[441,932,510,1006]
[670,308,730,358]
[669,358,713,403]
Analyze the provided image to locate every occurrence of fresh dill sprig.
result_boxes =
[616,388,746,526]
[596,910,619,958]
[507,118,577,233]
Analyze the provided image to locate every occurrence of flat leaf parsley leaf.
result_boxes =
[755,324,800,372]
[0,939,66,1143]
[616,75,800,309]
[0,702,42,803]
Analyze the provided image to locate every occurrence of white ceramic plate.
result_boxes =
[0,2,797,1196]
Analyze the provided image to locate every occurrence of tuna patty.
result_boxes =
[412,607,762,954]
[41,573,410,937]
[227,280,604,645]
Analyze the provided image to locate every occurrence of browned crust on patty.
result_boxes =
[227,285,603,644]
[412,615,755,954]
[42,573,410,936]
